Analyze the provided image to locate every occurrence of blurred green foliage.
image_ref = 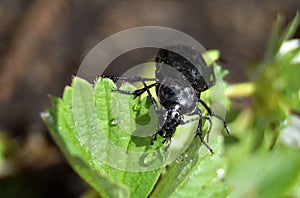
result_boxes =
[225,13,300,198]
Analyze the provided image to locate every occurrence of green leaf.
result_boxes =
[264,14,285,62]
[42,48,231,197]
[42,77,162,198]
[171,137,231,198]
[0,133,5,161]
[280,12,300,46]
[264,12,300,62]
[151,137,231,198]
[203,50,220,65]
[42,89,129,198]
[227,146,300,198]
[224,110,300,198]
[274,44,300,111]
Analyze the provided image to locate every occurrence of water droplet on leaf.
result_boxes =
[110,118,120,126]
[217,168,225,178]
[140,151,158,166]
[133,104,141,111]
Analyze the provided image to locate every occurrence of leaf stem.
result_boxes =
[225,82,256,99]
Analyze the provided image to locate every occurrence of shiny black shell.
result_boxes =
[154,45,215,114]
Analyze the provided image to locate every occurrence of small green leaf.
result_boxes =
[203,50,220,65]
[274,44,300,111]
[280,12,300,46]
[265,14,285,62]
[264,12,300,62]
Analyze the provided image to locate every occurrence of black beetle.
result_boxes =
[102,45,229,153]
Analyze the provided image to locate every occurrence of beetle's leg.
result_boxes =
[101,75,160,111]
[202,116,212,142]
[181,114,213,143]
[116,82,160,113]
[115,83,158,97]
[142,81,159,112]
[163,138,172,152]
[195,109,214,154]
[101,75,156,83]
[150,128,163,145]
[181,117,199,125]
[101,75,156,96]
[162,133,173,152]
[199,99,230,135]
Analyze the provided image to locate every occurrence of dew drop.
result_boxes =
[133,104,141,111]
[110,118,120,126]
[140,151,158,166]
[217,168,225,177]
[91,125,95,130]
[175,153,188,164]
